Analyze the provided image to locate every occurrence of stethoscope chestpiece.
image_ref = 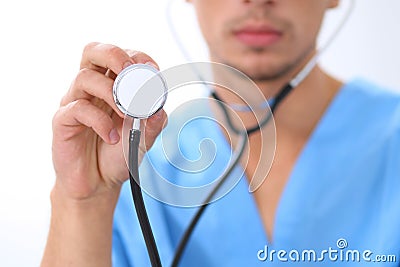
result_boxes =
[113,63,168,119]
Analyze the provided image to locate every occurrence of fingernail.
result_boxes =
[153,110,163,119]
[145,61,159,70]
[109,128,120,144]
[123,61,133,70]
[153,110,168,128]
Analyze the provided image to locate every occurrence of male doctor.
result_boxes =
[42,0,400,266]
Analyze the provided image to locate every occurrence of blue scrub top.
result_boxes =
[112,79,400,266]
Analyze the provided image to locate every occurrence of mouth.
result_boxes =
[233,24,283,47]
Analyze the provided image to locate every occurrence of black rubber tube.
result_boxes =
[170,132,247,267]
[129,129,162,267]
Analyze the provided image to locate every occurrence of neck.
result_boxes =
[212,64,342,137]
[270,66,342,137]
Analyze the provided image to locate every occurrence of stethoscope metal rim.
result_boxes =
[113,63,168,119]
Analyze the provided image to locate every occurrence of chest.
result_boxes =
[245,132,307,241]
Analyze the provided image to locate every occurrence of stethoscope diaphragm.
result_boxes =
[113,63,168,119]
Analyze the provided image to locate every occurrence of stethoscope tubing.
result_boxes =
[170,128,248,267]
[129,128,163,267]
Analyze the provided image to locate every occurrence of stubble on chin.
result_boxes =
[216,44,316,84]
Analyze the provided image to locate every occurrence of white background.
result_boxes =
[0,0,399,266]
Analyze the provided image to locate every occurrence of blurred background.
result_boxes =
[0,0,399,265]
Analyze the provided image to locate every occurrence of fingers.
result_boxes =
[105,49,160,79]
[80,42,159,75]
[59,42,164,146]
[53,99,120,145]
[125,49,160,70]
[63,43,160,114]
[80,42,135,75]
[61,68,124,117]
[142,109,168,151]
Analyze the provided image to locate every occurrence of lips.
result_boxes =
[233,25,282,47]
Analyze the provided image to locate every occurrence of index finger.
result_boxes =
[80,42,135,75]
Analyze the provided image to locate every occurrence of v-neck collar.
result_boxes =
[237,80,353,244]
[269,80,353,244]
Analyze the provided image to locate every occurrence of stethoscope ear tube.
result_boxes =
[210,82,293,136]
[270,83,293,112]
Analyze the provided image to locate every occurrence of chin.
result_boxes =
[218,49,279,76]
[210,43,293,81]
[224,59,284,82]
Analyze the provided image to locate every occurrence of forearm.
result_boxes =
[41,186,121,267]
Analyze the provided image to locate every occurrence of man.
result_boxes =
[42,0,400,266]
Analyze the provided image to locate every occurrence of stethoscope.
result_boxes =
[112,1,355,266]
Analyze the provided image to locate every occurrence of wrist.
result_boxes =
[42,184,121,267]
[50,179,122,211]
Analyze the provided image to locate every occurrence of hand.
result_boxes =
[51,42,167,201]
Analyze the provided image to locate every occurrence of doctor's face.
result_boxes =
[189,0,339,82]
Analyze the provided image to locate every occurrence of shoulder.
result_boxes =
[347,78,400,183]
[338,78,400,135]
[343,78,400,112]
[342,78,400,152]
[344,78,400,104]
